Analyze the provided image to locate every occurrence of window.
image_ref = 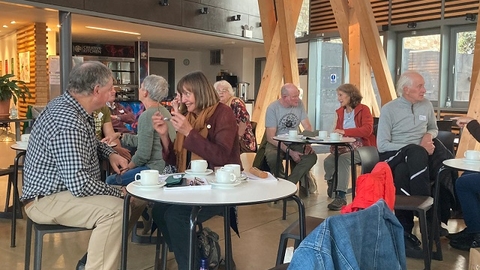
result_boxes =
[397,30,441,103]
[449,26,475,107]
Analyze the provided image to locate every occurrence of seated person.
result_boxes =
[94,92,132,161]
[377,70,438,251]
[448,116,480,250]
[105,74,176,185]
[151,71,241,270]
[324,84,376,211]
[107,99,136,135]
[20,61,139,269]
[263,83,317,184]
[214,80,257,153]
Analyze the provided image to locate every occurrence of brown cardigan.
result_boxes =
[163,103,242,170]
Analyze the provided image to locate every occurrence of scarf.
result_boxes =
[174,103,219,172]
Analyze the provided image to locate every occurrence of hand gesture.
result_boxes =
[109,153,129,174]
[152,112,169,136]
[170,111,193,136]
[451,116,474,128]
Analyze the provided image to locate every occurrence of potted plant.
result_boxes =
[0,74,31,118]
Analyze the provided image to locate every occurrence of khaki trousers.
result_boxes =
[25,191,144,270]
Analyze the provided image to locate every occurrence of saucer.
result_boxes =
[185,169,213,176]
[15,141,28,147]
[210,180,241,188]
[132,181,166,189]
[237,173,248,181]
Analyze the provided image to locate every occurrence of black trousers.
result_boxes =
[380,144,430,233]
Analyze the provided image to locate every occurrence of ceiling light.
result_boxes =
[10,21,16,24]
[57,24,61,28]
[46,27,51,32]
[85,26,141,36]
[2,25,8,28]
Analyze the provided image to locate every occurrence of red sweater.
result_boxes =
[335,103,376,147]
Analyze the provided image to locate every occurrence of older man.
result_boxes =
[377,70,438,251]
[264,83,317,184]
[21,61,129,270]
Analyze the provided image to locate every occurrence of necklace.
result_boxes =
[344,109,354,120]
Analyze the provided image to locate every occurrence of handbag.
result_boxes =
[330,137,363,155]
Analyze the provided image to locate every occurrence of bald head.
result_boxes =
[280,83,300,108]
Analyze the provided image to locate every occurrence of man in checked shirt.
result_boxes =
[21,61,132,270]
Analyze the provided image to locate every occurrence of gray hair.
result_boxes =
[67,61,112,95]
[396,70,420,95]
[281,83,298,97]
[143,75,169,102]
[213,80,235,96]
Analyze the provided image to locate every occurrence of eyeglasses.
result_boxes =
[216,89,228,94]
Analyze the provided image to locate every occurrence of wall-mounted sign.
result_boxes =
[72,43,134,58]
[330,74,337,84]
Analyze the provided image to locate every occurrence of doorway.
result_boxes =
[149,57,175,99]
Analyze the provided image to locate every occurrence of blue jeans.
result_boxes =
[288,199,406,270]
[455,171,480,233]
[105,166,149,185]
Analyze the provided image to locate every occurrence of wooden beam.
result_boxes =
[253,0,302,140]
[276,0,300,85]
[351,0,397,105]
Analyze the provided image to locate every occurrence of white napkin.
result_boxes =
[243,171,277,181]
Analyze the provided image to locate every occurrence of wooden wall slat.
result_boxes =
[310,0,480,35]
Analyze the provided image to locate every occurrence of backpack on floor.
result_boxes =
[197,227,221,270]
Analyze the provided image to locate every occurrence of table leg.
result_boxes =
[120,194,131,270]
[348,145,356,198]
[275,141,281,177]
[290,195,306,240]
[333,145,339,196]
[188,206,200,270]
[430,166,446,261]
[14,122,21,141]
[11,150,25,247]
[224,206,233,270]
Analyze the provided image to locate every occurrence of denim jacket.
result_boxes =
[288,199,406,270]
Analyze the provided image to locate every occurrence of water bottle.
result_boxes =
[10,106,18,119]
[199,258,208,270]
[445,97,452,108]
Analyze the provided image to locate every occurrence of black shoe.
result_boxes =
[327,180,333,198]
[404,232,421,251]
[327,197,347,211]
[76,253,87,270]
[440,227,449,237]
[447,228,469,241]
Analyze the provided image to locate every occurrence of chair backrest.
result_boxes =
[436,131,456,155]
[357,146,379,174]
[373,117,379,136]
[436,120,453,132]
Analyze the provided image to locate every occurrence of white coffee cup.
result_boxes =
[224,164,241,178]
[464,150,480,161]
[330,133,343,141]
[191,160,208,172]
[216,168,236,183]
[318,131,328,139]
[134,169,160,186]
[288,130,298,139]
[21,134,30,142]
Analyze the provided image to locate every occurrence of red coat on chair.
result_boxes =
[341,162,395,214]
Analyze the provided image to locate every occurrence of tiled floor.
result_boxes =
[0,140,471,269]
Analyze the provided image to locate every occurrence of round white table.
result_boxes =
[443,158,480,172]
[120,178,305,270]
[273,135,357,198]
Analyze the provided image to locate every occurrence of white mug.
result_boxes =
[330,133,343,141]
[464,150,480,161]
[191,160,208,172]
[224,164,241,178]
[216,168,236,183]
[288,130,298,139]
[318,131,328,139]
[21,134,30,142]
[134,169,159,186]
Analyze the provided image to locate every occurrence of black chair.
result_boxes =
[436,130,456,155]
[373,117,379,136]
[25,218,91,270]
[436,120,453,132]
[356,146,379,175]
[393,169,443,270]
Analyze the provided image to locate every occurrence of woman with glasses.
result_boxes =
[214,80,256,153]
